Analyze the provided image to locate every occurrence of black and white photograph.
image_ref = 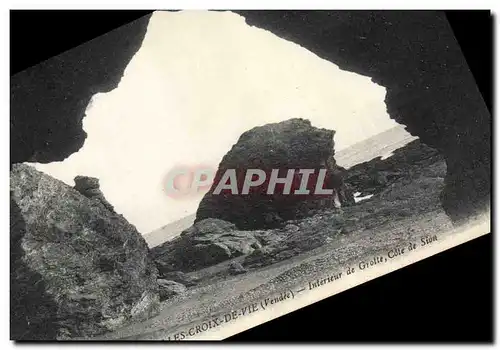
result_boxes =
[9,9,492,341]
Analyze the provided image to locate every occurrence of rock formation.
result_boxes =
[157,280,187,301]
[344,140,444,196]
[195,118,352,230]
[151,139,448,272]
[10,198,59,340]
[10,164,159,340]
[242,214,346,268]
[228,262,248,275]
[74,175,116,214]
[10,13,152,164]
[156,271,198,287]
[152,214,345,272]
[151,218,264,273]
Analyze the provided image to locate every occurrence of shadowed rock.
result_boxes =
[151,218,263,272]
[153,141,447,272]
[9,11,489,228]
[10,164,159,339]
[10,13,152,164]
[10,197,59,340]
[74,175,116,214]
[344,139,444,196]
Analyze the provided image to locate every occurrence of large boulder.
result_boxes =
[151,218,263,272]
[196,118,352,230]
[10,164,160,340]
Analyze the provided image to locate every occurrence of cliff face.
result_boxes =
[195,118,352,230]
[10,164,159,340]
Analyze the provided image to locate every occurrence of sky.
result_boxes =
[28,10,401,234]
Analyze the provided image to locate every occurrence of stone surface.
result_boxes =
[196,118,351,230]
[156,271,198,287]
[180,218,236,237]
[157,280,187,301]
[344,140,444,196]
[73,175,116,213]
[151,219,263,272]
[152,140,448,272]
[243,213,345,268]
[228,262,248,275]
[10,164,159,340]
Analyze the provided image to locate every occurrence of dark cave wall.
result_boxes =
[9,11,491,223]
[234,10,491,223]
[10,13,152,164]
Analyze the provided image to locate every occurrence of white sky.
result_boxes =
[28,10,399,234]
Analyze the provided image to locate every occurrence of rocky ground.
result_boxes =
[11,123,473,341]
[10,167,160,340]
[88,141,457,340]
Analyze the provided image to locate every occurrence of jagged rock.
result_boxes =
[10,198,60,340]
[240,148,446,270]
[228,262,247,275]
[10,164,159,340]
[156,271,198,287]
[10,11,489,228]
[157,280,187,301]
[73,175,116,214]
[195,242,232,265]
[154,209,348,272]
[180,218,236,237]
[196,118,352,230]
[243,246,283,268]
[243,213,346,268]
[151,219,263,272]
[344,140,444,196]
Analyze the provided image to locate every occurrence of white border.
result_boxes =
[2,2,498,349]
